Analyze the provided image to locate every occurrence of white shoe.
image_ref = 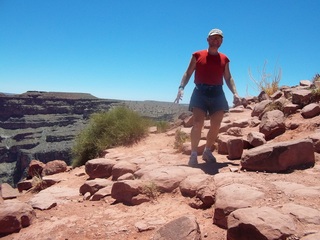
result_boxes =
[188,153,198,167]
[202,149,216,163]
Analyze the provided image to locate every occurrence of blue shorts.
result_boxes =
[189,84,229,115]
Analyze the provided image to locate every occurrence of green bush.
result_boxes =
[72,106,149,167]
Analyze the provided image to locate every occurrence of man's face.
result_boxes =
[207,35,223,48]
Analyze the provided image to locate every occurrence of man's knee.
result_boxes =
[210,111,224,122]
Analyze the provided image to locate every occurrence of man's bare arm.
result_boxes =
[224,63,238,95]
[174,56,196,103]
[179,56,196,88]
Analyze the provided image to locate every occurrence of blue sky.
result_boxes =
[1,0,319,105]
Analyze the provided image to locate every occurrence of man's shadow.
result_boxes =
[196,161,239,175]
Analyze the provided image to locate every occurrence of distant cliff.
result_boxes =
[0,91,188,186]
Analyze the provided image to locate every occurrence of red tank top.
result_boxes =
[193,50,230,85]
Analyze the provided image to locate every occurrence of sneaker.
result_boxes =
[188,153,198,167]
[202,149,216,163]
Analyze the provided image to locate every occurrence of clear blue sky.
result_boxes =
[1,0,319,105]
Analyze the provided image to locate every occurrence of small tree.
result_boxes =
[248,60,282,96]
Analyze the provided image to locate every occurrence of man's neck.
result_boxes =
[207,47,219,55]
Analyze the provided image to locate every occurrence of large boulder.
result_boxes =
[111,160,137,180]
[251,100,272,118]
[227,138,243,160]
[111,179,145,205]
[0,200,36,236]
[0,183,19,199]
[28,185,79,210]
[217,135,230,154]
[247,131,266,147]
[135,165,203,192]
[17,179,33,192]
[179,174,214,198]
[42,160,67,176]
[301,103,320,118]
[79,178,113,196]
[259,109,285,140]
[292,89,312,107]
[153,215,201,240]
[179,174,215,209]
[227,206,296,240]
[241,139,315,172]
[214,183,265,229]
[283,103,299,116]
[279,203,320,225]
[85,158,117,179]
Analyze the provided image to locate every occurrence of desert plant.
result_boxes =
[312,73,320,90]
[311,88,320,103]
[142,182,159,201]
[265,101,284,112]
[312,73,320,83]
[154,120,170,133]
[31,174,48,193]
[174,129,189,152]
[248,60,282,96]
[72,106,149,167]
[260,101,286,117]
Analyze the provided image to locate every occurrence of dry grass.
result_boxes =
[31,174,48,193]
[142,182,159,201]
[174,129,190,152]
[249,60,282,96]
[312,73,320,83]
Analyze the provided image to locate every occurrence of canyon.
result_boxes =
[0,91,187,186]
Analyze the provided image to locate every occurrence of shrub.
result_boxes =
[31,174,48,193]
[174,129,189,152]
[261,101,285,116]
[248,61,282,96]
[154,120,170,133]
[72,106,149,167]
[308,73,320,102]
[311,88,320,103]
[142,182,159,201]
[312,73,320,83]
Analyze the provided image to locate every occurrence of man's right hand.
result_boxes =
[174,89,184,104]
[233,94,242,106]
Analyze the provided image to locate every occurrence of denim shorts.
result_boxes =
[189,84,229,115]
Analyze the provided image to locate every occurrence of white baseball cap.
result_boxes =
[208,28,223,38]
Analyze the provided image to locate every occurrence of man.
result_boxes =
[174,28,240,167]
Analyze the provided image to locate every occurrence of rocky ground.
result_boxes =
[1,104,320,240]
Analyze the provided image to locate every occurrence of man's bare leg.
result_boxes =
[206,110,224,148]
[202,110,224,163]
[188,107,205,166]
[191,107,206,152]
